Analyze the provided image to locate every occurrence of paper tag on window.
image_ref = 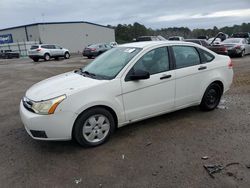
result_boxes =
[124,48,136,53]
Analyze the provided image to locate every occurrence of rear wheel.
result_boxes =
[73,107,115,147]
[64,52,70,59]
[200,83,222,111]
[44,53,50,61]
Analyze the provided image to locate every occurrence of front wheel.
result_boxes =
[44,53,50,61]
[73,107,115,147]
[200,83,222,111]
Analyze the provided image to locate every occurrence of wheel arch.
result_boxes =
[210,80,224,94]
[200,79,225,103]
[71,105,119,138]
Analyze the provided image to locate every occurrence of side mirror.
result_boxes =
[129,69,150,81]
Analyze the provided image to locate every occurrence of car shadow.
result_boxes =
[27,106,201,152]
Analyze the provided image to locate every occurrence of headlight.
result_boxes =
[31,95,66,115]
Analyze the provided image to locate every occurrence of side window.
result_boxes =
[172,46,200,69]
[198,48,215,63]
[41,45,48,49]
[131,47,169,75]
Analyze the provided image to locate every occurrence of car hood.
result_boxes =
[26,71,104,101]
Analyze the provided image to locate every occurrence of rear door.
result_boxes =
[171,45,208,108]
[121,46,175,121]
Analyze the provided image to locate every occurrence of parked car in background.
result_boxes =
[168,36,184,41]
[20,41,233,147]
[0,50,20,59]
[222,38,250,57]
[184,39,228,55]
[208,37,221,45]
[216,32,228,41]
[135,35,166,42]
[83,43,111,58]
[231,32,250,44]
[28,44,70,62]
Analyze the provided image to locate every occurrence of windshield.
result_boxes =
[223,38,242,43]
[82,47,141,80]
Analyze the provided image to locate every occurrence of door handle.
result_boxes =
[198,66,207,70]
[160,75,172,80]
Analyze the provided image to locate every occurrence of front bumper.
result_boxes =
[19,101,76,140]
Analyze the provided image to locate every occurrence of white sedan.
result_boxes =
[20,41,233,147]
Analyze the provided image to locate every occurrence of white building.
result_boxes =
[0,21,115,53]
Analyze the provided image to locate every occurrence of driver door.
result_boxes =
[121,47,175,122]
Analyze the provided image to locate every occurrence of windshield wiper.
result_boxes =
[81,70,96,77]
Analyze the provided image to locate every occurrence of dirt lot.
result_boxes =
[0,54,250,188]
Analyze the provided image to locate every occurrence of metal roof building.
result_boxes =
[0,21,115,53]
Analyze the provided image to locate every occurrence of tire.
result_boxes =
[73,107,115,147]
[64,52,70,59]
[44,53,50,61]
[200,83,222,111]
[239,50,245,57]
[33,58,39,62]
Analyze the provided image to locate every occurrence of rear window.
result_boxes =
[88,44,99,48]
[30,45,39,50]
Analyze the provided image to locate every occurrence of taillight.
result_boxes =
[36,48,41,51]
[90,48,96,51]
[228,59,233,69]
[235,45,241,49]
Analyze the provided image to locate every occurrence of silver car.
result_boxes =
[222,38,250,57]
[28,44,70,62]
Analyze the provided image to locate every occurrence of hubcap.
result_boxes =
[82,114,110,143]
[66,53,69,58]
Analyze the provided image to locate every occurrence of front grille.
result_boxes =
[30,130,47,138]
[22,97,35,113]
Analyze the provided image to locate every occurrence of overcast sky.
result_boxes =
[0,0,249,30]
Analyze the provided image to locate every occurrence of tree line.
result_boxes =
[107,22,250,43]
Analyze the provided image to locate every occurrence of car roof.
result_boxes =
[120,41,195,49]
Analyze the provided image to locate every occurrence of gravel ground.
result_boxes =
[0,54,249,188]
